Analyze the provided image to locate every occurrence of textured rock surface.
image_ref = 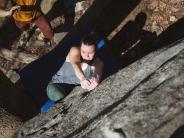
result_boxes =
[14,39,184,138]
[40,0,57,14]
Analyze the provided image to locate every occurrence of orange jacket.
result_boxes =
[13,0,41,22]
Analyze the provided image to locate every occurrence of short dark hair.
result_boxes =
[80,32,100,49]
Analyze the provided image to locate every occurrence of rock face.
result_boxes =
[40,0,57,14]
[13,38,184,138]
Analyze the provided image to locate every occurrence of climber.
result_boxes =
[1,0,54,47]
[46,32,104,102]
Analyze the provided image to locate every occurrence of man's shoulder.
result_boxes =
[70,46,80,53]
[68,46,81,59]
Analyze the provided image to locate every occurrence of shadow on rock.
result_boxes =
[109,15,184,70]
[46,0,83,33]
[93,0,141,36]
[0,18,20,48]
[0,72,39,121]
[107,12,157,67]
[170,125,184,138]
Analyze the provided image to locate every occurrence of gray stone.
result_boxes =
[40,0,57,14]
[53,32,67,45]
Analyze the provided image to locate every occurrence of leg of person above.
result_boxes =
[41,83,66,112]
[46,83,66,102]
[15,21,31,47]
[34,14,55,47]
[14,20,30,31]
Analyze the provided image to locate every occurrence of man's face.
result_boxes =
[80,43,96,61]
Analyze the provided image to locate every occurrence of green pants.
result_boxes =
[46,83,66,102]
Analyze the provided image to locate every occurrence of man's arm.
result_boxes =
[69,47,91,90]
[0,6,19,17]
[92,58,104,83]
[87,58,104,91]
[69,47,86,81]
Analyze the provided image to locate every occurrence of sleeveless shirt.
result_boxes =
[51,61,95,85]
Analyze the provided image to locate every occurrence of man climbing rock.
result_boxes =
[47,33,104,102]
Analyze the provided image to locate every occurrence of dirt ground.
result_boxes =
[0,0,184,137]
